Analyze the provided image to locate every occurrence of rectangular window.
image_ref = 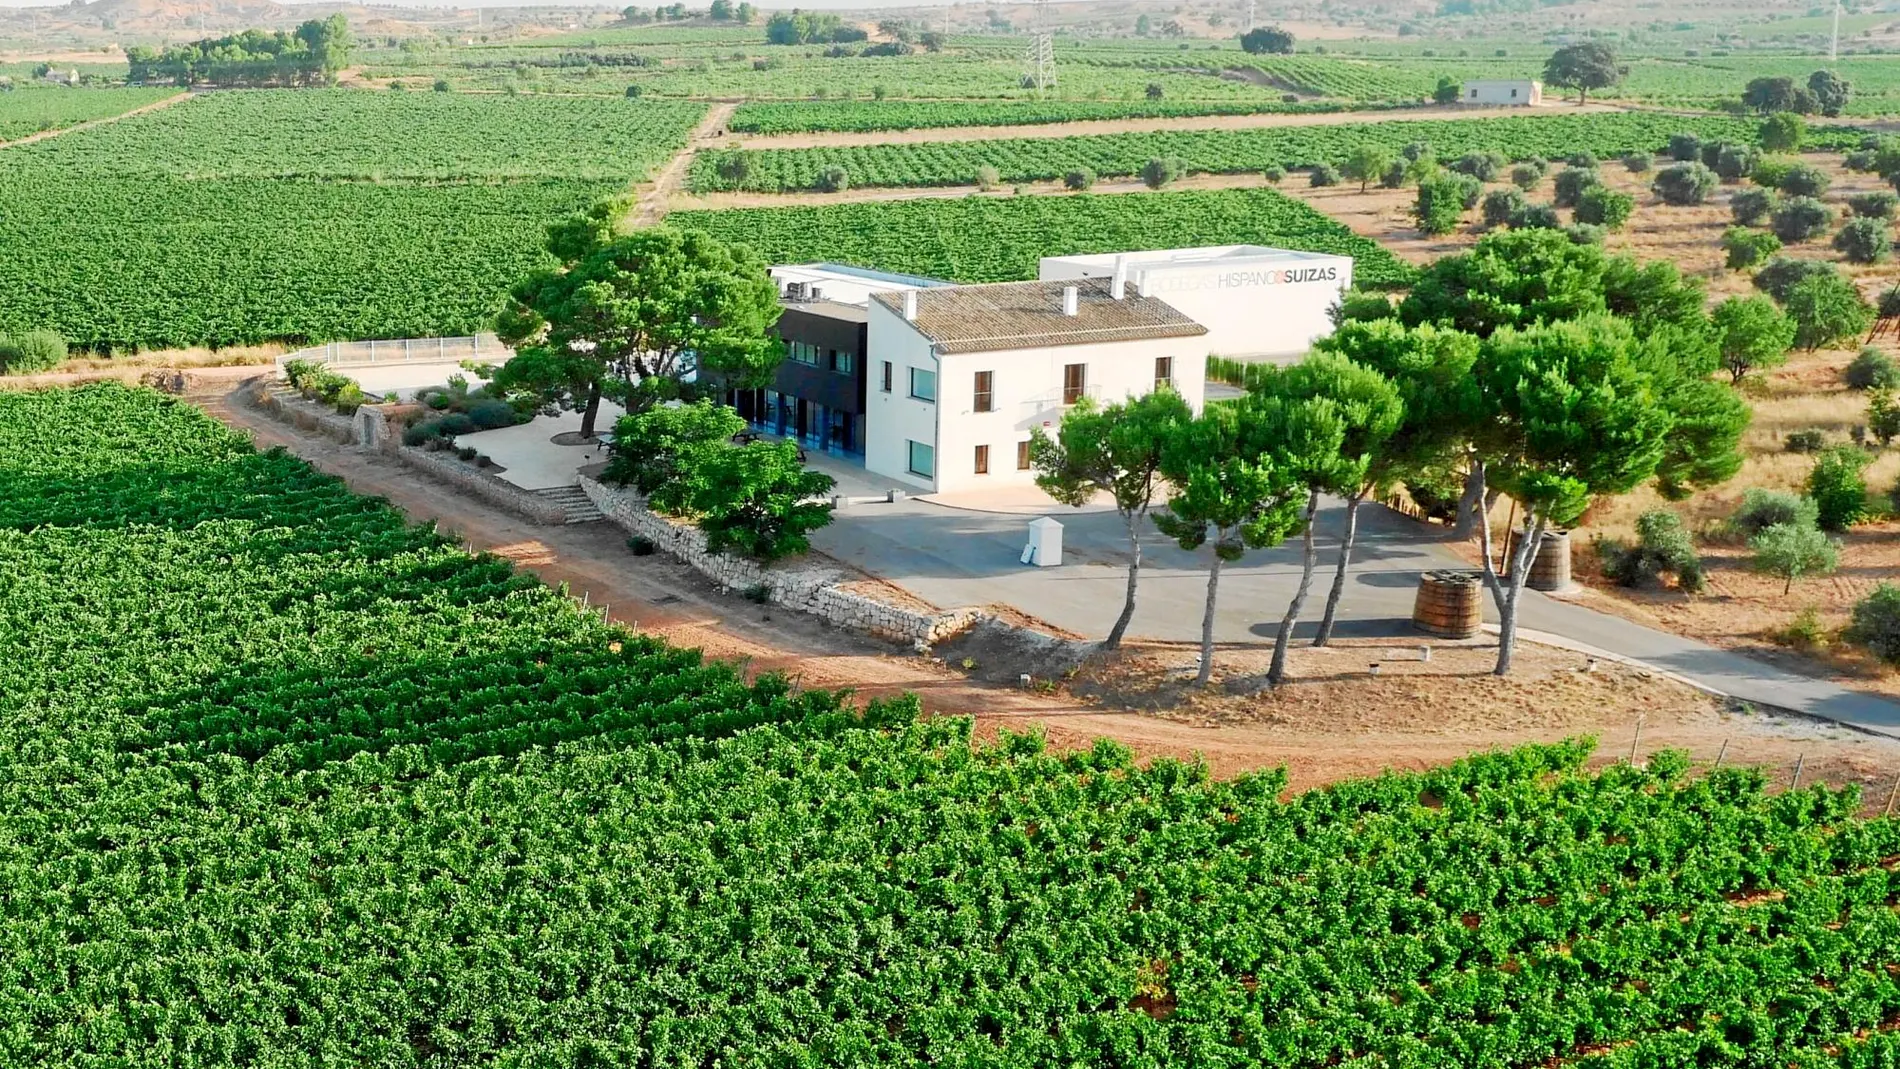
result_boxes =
[974,444,989,475]
[788,340,820,366]
[881,361,892,392]
[907,440,935,478]
[1062,363,1086,405]
[829,349,855,375]
[1016,440,1031,470]
[909,367,937,402]
[973,370,993,413]
[1154,357,1173,389]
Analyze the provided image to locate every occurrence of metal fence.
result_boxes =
[275,334,509,371]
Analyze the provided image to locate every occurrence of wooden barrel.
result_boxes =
[1413,570,1482,639]
[1527,529,1572,592]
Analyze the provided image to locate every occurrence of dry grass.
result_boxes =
[45,344,286,374]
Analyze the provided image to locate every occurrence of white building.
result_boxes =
[1460,79,1543,106]
[1038,245,1353,362]
[863,277,1210,494]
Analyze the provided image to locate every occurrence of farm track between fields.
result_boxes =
[638,100,735,225]
[0,89,189,150]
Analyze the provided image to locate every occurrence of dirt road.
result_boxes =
[634,101,738,226]
[0,90,189,151]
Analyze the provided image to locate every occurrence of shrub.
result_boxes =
[1063,168,1095,191]
[1749,157,1797,190]
[1259,164,1285,184]
[0,329,66,375]
[1574,186,1634,229]
[1510,164,1544,190]
[813,165,849,193]
[1759,111,1805,152]
[1845,347,1900,390]
[1308,162,1340,187]
[975,164,1001,190]
[1723,227,1782,270]
[1730,187,1776,226]
[1884,289,1900,319]
[433,78,450,92]
[1784,273,1873,350]
[1481,188,1527,227]
[1731,488,1820,536]
[1653,162,1718,205]
[1848,584,1900,665]
[1563,222,1607,246]
[1752,256,1837,302]
[1448,151,1505,181]
[434,413,478,437]
[456,445,478,461]
[1510,203,1562,230]
[1750,523,1839,595]
[1599,509,1705,592]
[695,442,837,561]
[466,399,517,430]
[1141,156,1184,189]
[1552,166,1600,209]
[1770,196,1832,243]
[1849,191,1898,220]
[1400,141,1433,162]
[1844,149,1879,173]
[1807,445,1871,531]
[714,151,751,185]
[1564,150,1597,169]
[1869,387,1900,447]
[1379,159,1410,189]
[1834,217,1893,264]
[1784,428,1828,453]
[401,423,440,447]
[1623,151,1653,173]
[1451,172,1484,209]
[1771,605,1829,649]
[1666,132,1702,162]
[1779,164,1831,198]
[1413,176,1466,235]
[1712,143,1760,182]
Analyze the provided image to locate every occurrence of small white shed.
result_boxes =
[1462,80,1542,106]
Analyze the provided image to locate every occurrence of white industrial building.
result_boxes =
[1460,79,1543,106]
[863,277,1210,494]
[1038,245,1353,361]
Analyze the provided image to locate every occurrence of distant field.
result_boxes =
[5,90,705,181]
[690,112,1864,193]
[670,188,1415,287]
[0,86,174,141]
[728,98,1358,134]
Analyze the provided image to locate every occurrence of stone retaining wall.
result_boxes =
[251,384,357,445]
[581,474,987,647]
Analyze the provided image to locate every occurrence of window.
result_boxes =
[907,440,935,478]
[1469,88,1478,98]
[828,349,855,375]
[1016,440,1031,471]
[1062,363,1087,405]
[973,370,993,413]
[881,361,892,392]
[909,367,937,402]
[1154,357,1173,389]
[974,444,989,475]
[1510,88,1518,98]
[787,340,820,366]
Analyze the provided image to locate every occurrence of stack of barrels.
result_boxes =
[1413,570,1482,639]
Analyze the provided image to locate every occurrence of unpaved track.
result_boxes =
[728,101,1631,150]
[193,382,1900,794]
[0,90,189,151]
[634,101,737,225]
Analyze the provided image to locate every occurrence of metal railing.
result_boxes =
[275,334,509,371]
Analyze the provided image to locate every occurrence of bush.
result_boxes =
[1666,132,1702,162]
[1834,217,1893,263]
[1448,151,1506,182]
[1510,203,1562,230]
[1844,149,1879,173]
[1869,387,1900,446]
[433,78,450,92]
[1141,156,1184,189]
[1509,164,1544,190]
[1780,165,1831,198]
[1845,347,1900,390]
[434,413,478,437]
[1400,141,1433,162]
[1598,509,1705,592]
[1563,222,1607,246]
[1730,187,1776,226]
[456,445,478,461]
[1771,605,1829,649]
[1712,143,1761,182]
[1653,162,1718,205]
[1379,159,1410,189]
[1731,488,1820,537]
[466,399,517,430]
[1750,157,1797,190]
[1784,273,1873,350]
[1258,164,1284,185]
[1574,186,1634,230]
[1564,150,1597,169]
[1063,168,1095,191]
[1750,522,1839,594]
[1783,428,1828,454]
[1552,166,1600,209]
[975,164,1000,190]
[1723,227,1782,270]
[813,165,849,193]
[1623,151,1653,174]
[401,423,441,447]
[1848,584,1900,665]
[1770,196,1832,242]
[1807,445,1871,531]
[1884,289,1900,319]
[1308,162,1340,187]
[1759,111,1805,152]
[1451,172,1484,209]
[1752,256,1837,302]
[1481,188,1527,227]
[0,328,67,375]
[1412,176,1465,235]
[1849,191,1898,220]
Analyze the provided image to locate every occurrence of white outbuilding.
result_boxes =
[1038,245,1353,362]
[1460,79,1543,106]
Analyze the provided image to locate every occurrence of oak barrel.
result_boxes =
[1413,570,1482,639]
[1527,529,1572,592]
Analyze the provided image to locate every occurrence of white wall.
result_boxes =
[864,300,942,491]
[1040,257,1351,361]
[1464,81,1541,105]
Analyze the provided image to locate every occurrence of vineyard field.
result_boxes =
[0,174,612,350]
[0,86,176,141]
[691,111,1865,192]
[7,384,1900,1067]
[728,97,1355,134]
[671,188,1415,287]
[6,89,707,180]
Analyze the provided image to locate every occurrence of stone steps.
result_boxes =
[533,485,603,524]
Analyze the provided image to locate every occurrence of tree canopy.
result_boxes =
[127,15,352,87]
[1542,43,1624,105]
[1239,26,1295,54]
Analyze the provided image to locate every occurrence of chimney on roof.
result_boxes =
[1061,285,1079,317]
[902,290,918,321]
[1111,255,1128,300]
[808,284,823,302]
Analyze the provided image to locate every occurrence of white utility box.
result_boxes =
[1022,516,1063,567]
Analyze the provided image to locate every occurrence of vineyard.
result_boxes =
[672,188,1415,287]
[727,97,1353,134]
[0,86,176,141]
[7,384,1900,1066]
[690,112,1865,193]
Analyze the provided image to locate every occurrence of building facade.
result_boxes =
[1461,79,1543,106]
[1038,245,1354,361]
[863,278,1209,494]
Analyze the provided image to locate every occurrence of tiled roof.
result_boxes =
[870,277,1207,355]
